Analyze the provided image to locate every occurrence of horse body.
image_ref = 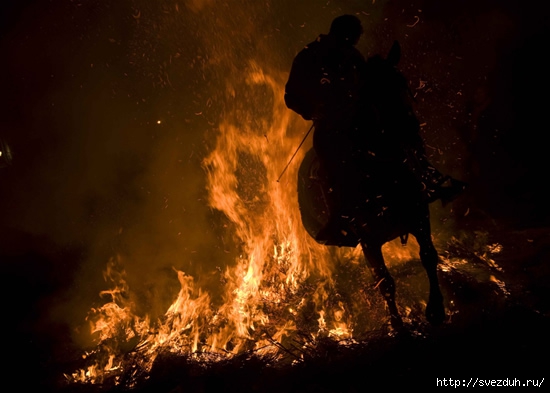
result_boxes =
[297,42,445,328]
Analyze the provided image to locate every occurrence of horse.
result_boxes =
[297,41,446,330]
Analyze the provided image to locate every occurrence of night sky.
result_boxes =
[1,0,549,390]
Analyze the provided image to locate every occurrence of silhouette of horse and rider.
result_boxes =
[285,15,465,329]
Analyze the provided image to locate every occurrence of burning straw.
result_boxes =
[66,60,401,388]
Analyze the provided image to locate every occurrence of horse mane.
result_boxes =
[351,41,421,163]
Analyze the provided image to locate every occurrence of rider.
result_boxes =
[285,16,465,238]
[285,15,367,238]
[285,14,366,175]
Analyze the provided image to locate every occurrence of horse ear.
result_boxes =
[387,40,401,66]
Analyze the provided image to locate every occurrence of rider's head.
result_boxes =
[329,15,363,45]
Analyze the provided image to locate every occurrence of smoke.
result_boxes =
[185,0,215,13]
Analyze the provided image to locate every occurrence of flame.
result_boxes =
[67,54,458,388]
[67,59,372,386]
[55,3,510,388]
[66,46,512,392]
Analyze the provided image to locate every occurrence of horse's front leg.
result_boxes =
[412,216,445,324]
[361,242,403,330]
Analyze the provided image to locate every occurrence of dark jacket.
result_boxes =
[284,34,367,125]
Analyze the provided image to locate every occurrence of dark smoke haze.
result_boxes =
[1,0,548,380]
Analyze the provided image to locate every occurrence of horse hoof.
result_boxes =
[425,302,445,325]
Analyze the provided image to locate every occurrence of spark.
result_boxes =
[407,16,420,28]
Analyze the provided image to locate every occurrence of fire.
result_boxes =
[68,60,383,386]
[66,51,483,387]
[66,46,516,393]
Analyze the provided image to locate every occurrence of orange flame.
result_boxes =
[68,62,362,383]
[68,59,426,387]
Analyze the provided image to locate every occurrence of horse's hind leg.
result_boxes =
[412,219,445,324]
[361,242,403,329]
